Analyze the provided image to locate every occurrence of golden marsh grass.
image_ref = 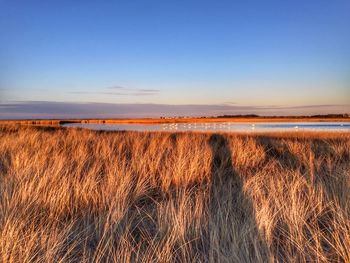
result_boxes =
[0,125,349,262]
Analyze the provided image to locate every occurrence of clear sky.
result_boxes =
[0,0,349,118]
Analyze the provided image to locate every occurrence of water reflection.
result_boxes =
[62,122,350,132]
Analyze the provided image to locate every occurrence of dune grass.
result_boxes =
[0,125,349,262]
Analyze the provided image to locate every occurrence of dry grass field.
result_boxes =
[0,125,349,262]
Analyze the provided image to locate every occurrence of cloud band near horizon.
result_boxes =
[0,101,349,119]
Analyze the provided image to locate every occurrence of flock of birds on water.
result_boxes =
[161,122,283,131]
[65,122,349,132]
[158,122,348,132]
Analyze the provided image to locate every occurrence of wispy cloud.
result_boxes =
[107,85,128,90]
[69,91,97,95]
[106,86,160,95]
[70,86,160,96]
[137,89,160,93]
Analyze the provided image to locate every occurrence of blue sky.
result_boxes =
[0,0,349,118]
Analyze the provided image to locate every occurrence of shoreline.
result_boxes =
[1,117,350,126]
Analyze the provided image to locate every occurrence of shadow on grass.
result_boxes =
[208,134,268,262]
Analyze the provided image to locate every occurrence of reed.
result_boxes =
[0,125,349,262]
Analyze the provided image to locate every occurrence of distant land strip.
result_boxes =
[0,114,349,126]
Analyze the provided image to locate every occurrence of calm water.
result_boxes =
[63,122,350,132]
